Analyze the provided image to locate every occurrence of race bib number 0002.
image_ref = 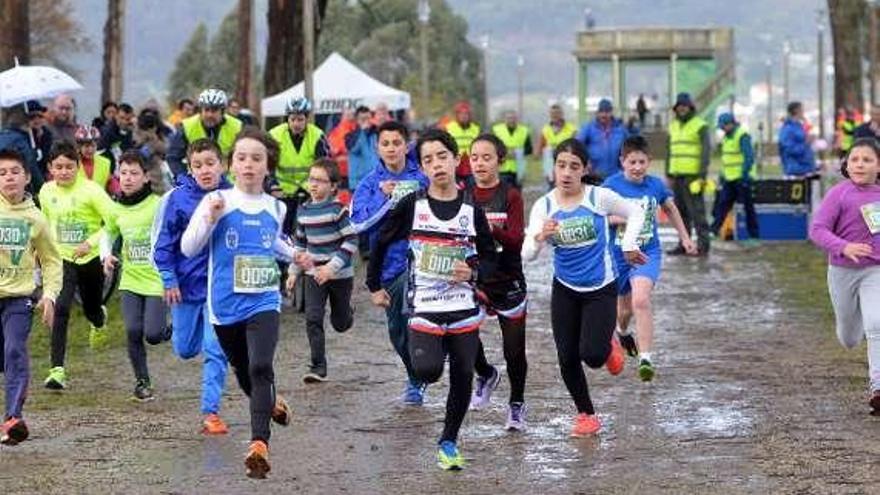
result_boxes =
[233,255,279,293]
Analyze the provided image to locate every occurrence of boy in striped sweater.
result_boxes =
[286,158,357,383]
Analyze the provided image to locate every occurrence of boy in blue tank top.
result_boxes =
[181,128,294,480]
[603,136,696,381]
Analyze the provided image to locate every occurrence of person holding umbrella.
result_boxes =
[0,105,44,194]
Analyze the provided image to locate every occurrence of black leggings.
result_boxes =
[474,315,527,404]
[215,311,279,443]
[120,291,167,381]
[551,279,617,415]
[51,258,106,367]
[409,328,480,443]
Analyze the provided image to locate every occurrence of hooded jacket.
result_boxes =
[778,118,817,177]
[575,117,632,179]
[350,153,428,285]
[0,192,62,301]
[151,173,232,302]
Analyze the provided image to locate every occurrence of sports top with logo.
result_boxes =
[184,188,292,326]
[0,193,62,300]
[38,175,117,264]
[408,192,478,316]
[602,172,670,254]
[105,194,164,296]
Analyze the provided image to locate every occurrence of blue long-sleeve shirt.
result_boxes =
[778,118,817,177]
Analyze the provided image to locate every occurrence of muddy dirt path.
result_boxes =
[2,241,878,494]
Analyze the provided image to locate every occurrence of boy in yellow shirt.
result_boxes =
[0,149,62,445]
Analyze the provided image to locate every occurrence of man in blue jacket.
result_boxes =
[576,98,632,179]
[345,105,380,191]
[778,101,817,178]
[151,138,231,434]
[351,120,430,405]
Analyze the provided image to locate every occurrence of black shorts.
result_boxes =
[478,278,528,320]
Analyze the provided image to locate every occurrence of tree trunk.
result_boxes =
[236,0,252,109]
[100,0,124,104]
[828,0,866,111]
[263,0,327,98]
[0,0,30,70]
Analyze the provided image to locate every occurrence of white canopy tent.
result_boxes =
[261,52,411,117]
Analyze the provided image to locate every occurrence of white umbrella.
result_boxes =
[0,59,83,107]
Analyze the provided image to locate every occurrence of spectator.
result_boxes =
[98,102,136,167]
[167,98,195,127]
[25,100,52,179]
[778,101,818,178]
[166,89,242,177]
[576,98,631,179]
[91,101,118,130]
[636,94,648,128]
[47,94,78,143]
[328,108,357,190]
[0,106,44,194]
[345,105,380,192]
[854,105,880,142]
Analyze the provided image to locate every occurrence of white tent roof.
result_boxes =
[261,52,411,116]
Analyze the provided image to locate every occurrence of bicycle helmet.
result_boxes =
[198,88,228,109]
[74,125,101,143]
[285,96,312,116]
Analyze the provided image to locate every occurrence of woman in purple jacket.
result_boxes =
[810,138,880,412]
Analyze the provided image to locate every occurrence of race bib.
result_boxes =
[617,199,655,246]
[233,255,279,293]
[390,180,421,203]
[862,201,880,235]
[125,238,152,264]
[0,218,30,266]
[554,216,598,246]
[57,220,87,245]
[417,244,467,280]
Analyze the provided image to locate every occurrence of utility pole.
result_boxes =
[766,59,773,145]
[782,39,791,106]
[303,0,315,118]
[101,0,125,104]
[817,9,826,140]
[418,0,430,120]
[236,0,253,111]
[517,54,525,118]
[481,33,490,125]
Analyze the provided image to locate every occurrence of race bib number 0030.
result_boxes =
[233,255,279,293]
[862,201,880,235]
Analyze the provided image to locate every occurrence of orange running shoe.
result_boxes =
[605,337,625,376]
[571,413,601,437]
[0,417,29,445]
[201,413,229,435]
[245,440,271,479]
[271,397,292,426]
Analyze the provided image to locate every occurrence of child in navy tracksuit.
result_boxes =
[152,138,231,434]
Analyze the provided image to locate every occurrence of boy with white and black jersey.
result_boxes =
[367,128,498,471]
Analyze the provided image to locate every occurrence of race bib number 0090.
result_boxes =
[233,255,279,293]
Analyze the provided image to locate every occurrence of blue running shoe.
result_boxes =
[403,380,427,406]
[437,440,464,470]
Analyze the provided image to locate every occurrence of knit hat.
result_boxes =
[673,92,694,110]
[597,98,613,112]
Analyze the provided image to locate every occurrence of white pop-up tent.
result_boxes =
[261,52,411,116]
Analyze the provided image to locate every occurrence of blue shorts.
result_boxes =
[614,248,662,295]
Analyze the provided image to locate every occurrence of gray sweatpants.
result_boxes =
[828,265,880,391]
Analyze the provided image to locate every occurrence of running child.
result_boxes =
[152,138,231,434]
[103,150,167,401]
[181,128,293,479]
[351,120,430,405]
[522,138,646,437]
[286,158,356,383]
[603,135,696,381]
[39,141,116,390]
[466,133,529,431]
[809,137,880,412]
[367,128,498,470]
[0,149,61,445]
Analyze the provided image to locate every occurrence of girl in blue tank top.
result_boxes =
[523,138,646,438]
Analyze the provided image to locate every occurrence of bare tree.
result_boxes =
[0,0,30,70]
[828,0,866,111]
[101,0,125,104]
[263,0,328,97]
[237,0,253,109]
[29,0,91,75]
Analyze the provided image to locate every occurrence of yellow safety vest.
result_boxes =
[720,126,749,182]
[841,120,856,152]
[668,116,707,176]
[77,153,112,190]
[269,123,323,195]
[492,123,530,174]
[181,114,243,159]
[541,122,576,149]
[446,121,480,157]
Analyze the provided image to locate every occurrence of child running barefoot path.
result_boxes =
[368,128,498,470]
[0,150,61,445]
[466,134,530,431]
[152,139,232,434]
[286,158,356,383]
[39,142,116,390]
[522,138,646,437]
[603,136,696,381]
[810,137,880,412]
[103,151,168,401]
[182,128,293,479]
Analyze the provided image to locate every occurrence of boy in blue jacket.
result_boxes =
[152,138,231,434]
[351,120,430,405]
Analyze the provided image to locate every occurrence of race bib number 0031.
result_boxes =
[233,255,279,293]
[554,216,598,246]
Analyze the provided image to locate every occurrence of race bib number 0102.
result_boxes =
[233,255,279,293]
[417,244,466,279]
